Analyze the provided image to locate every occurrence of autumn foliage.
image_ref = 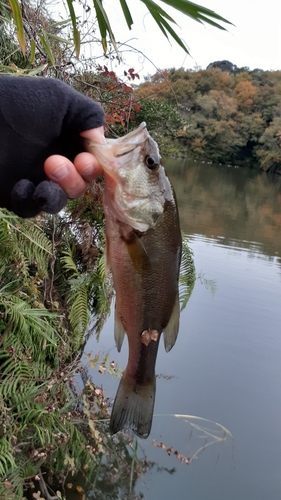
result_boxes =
[72,66,141,133]
[135,65,281,172]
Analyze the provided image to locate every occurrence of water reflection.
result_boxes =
[166,159,281,265]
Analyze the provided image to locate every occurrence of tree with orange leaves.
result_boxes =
[235,80,258,110]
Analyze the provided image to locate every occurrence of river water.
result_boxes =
[86,160,281,500]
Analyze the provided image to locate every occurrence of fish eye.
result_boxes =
[145,155,159,171]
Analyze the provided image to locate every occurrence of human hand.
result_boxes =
[44,126,105,199]
[0,75,106,218]
[11,126,105,217]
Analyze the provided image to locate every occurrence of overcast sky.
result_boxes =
[97,0,281,79]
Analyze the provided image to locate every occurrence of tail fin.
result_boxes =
[110,373,156,439]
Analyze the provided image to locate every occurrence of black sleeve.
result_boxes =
[0,75,105,217]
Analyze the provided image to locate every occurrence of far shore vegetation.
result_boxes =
[134,61,281,174]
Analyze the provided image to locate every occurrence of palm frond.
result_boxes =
[5,0,232,58]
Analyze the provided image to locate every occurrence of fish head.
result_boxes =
[85,122,173,231]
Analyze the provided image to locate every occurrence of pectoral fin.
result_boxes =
[124,231,151,274]
[163,292,180,352]
[114,308,125,352]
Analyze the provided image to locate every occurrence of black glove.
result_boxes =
[11,179,68,218]
[0,76,105,218]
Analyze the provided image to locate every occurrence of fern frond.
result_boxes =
[5,459,37,498]
[68,282,90,343]
[0,439,16,475]
[6,217,52,255]
[0,209,51,254]
[0,210,52,286]
[0,197,124,493]
[179,236,196,311]
[61,246,79,276]
[0,293,57,346]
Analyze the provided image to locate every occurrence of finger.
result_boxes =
[74,152,103,183]
[77,126,106,181]
[80,125,106,144]
[44,155,87,199]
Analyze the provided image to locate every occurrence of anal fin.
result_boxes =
[114,308,125,352]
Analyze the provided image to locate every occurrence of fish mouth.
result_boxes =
[113,122,148,147]
[89,122,149,180]
[108,122,149,165]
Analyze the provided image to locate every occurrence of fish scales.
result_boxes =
[85,122,182,438]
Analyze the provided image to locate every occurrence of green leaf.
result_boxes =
[179,236,196,311]
[141,0,176,23]
[5,218,52,255]
[146,7,189,52]
[47,18,72,29]
[8,0,26,55]
[68,283,90,337]
[65,0,80,57]
[119,0,134,29]
[39,31,55,66]
[73,26,80,57]
[45,33,74,45]
[0,64,19,73]
[93,0,117,53]
[137,0,232,53]
[157,0,233,30]
[26,64,48,76]
[61,248,79,276]
[30,39,36,64]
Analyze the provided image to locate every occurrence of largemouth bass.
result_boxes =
[85,122,182,438]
